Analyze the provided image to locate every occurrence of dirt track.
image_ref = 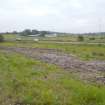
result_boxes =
[0,46,105,83]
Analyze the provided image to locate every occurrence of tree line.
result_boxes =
[1,29,62,36]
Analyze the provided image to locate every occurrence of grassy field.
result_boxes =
[1,36,105,104]
[0,51,105,105]
[3,34,105,43]
[3,34,17,40]
[0,41,105,60]
[42,34,105,43]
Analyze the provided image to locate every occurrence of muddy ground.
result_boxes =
[0,46,105,84]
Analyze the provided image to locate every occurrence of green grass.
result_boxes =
[0,51,105,105]
[1,41,105,60]
[38,34,105,43]
[41,35,77,42]
[3,34,105,43]
[3,34,17,40]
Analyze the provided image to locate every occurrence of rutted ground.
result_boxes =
[0,46,105,84]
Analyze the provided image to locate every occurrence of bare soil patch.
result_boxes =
[0,46,105,84]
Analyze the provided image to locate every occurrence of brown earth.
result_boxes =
[0,46,105,84]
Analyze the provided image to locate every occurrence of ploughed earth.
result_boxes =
[0,46,105,84]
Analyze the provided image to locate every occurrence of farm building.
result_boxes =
[45,34,57,37]
[16,34,39,41]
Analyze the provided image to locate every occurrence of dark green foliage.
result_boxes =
[0,35,4,42]
[40,31,48,37]
[31,29,39,35]
[89,37,95,40]
[92,52,104,57]
[21,29,48,36]
[21,29,32,36]
[77,35,84,41]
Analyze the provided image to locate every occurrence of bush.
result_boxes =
[77,36,84,41]
[92,52,104,57]
[0,35,4,42]
[89,37,95,40]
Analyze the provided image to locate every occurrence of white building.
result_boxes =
[45,34,57,37]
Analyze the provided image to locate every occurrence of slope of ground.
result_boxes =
[0,51,105,105]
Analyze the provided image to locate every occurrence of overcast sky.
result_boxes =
[0,0,105,33]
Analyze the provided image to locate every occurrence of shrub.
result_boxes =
[99,53,104,56]
[89,37,95,40]
[92,52,97,56]
[92,52,104,57]
[77,35,84,41]
[0,34,4,42]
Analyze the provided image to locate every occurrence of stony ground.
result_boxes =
[0,46,105,84]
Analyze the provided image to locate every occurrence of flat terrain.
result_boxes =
[1,46,105,84]
[3,34,105,43]
[0,41,105,105]
[1,41,105,60]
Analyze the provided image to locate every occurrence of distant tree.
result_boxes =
[31,30,39,35]
[12,31,18,34]
[5,32,9,34]
[40,31,47,37]
[21,29,32,36]
[0,34,4,42]
[77,35,84,41]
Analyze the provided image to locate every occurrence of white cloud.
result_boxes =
[0,0,105,33]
